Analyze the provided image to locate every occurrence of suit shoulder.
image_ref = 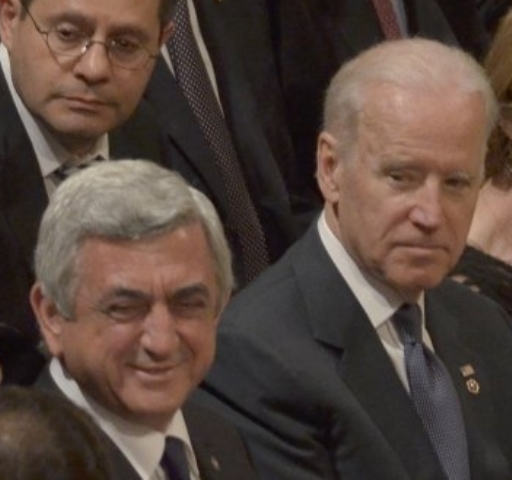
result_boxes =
[184,399,240,433]
[222,240,303,325]
[110,99,165,163]
[433,278,509,315]
[430,278,512,349]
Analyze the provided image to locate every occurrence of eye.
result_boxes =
[389,171,408,182]
[443,175,472,194]
[176,298,207,312]
[101,302,148,322]
[386,168,419,187]
[53,23,87,45]
[171,296,213,321]
[109,36,142,57]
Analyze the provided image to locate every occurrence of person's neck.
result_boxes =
[58,136,97,159]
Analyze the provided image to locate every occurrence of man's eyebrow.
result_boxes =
[97,288,150,304]
[42,11,93,29]
[170,284,211,301]
[41,12,152,43]
[108,27,151,43]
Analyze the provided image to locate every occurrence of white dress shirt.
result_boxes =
[317,211,435,391]
[49,358,201,480]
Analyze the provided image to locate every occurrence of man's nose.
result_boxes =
[408,182,443,231]
[72,41,112,82]
[140,306,180,357]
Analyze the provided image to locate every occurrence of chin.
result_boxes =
[388,268,447,295]
[50,113,116,136]
[124,397,180,423]
[130,409,177,432]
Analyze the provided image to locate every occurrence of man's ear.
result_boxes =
[159,20,174,46]
[0,0,20,49]
[213,290,232,328]
[30,282,66,357]
[316,131,343,203]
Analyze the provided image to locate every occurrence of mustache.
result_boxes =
[129,349,191,370]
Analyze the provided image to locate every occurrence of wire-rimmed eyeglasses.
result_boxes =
[21,2,159,70]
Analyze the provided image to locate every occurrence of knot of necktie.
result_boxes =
[54,156,103,183]
[160,437,189,480]
[392,303,422,346]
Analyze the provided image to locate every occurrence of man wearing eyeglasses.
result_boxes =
[0,0,174,384]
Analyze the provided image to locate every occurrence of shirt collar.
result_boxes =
[0,43,109,178]
[49,358,198,480]
[317,210,425,329]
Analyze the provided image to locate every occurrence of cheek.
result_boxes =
[184,325,217,370]
[115,71,152,109]
[64,323,132,366]
[444,201,476,242]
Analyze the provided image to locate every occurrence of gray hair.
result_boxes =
[34,160,233,317]
[323,38,498,160]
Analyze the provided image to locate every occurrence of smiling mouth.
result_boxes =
[131,361,186,379]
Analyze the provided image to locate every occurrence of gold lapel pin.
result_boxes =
[466,378,480,395]
[460,364,480,395]
[459,364,475,378]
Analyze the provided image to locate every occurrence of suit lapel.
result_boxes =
[35,367,143,480]
[406,0,457,43]
[293,226,446,479]
[426,288,509,477]
[336,0,385,55]
[145,57,229,214]
[192,0,291,201]
[183,402,247,480]
[0,70,48,272]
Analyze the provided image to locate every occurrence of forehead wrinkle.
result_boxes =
[100,287,151,303]
[30,5,155,41]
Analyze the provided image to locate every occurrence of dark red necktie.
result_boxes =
[370,0,403,39]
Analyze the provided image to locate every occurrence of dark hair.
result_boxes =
[0,324,45,385]
[21,0,175,26]
[0,387,114,480]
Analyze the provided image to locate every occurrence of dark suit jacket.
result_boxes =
[435,0,490,59]
[0,67,170,377]
[35,367,258,480]
[198,224,512,479]
[266,0,482,202]
[474,0,512,34]
[144,0,306,281]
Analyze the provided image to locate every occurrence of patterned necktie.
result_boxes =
[160,437,190,480]
[370,0,403,39]
[393,304,470,480]
[167,0,269,283]
[53,156,103,183]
